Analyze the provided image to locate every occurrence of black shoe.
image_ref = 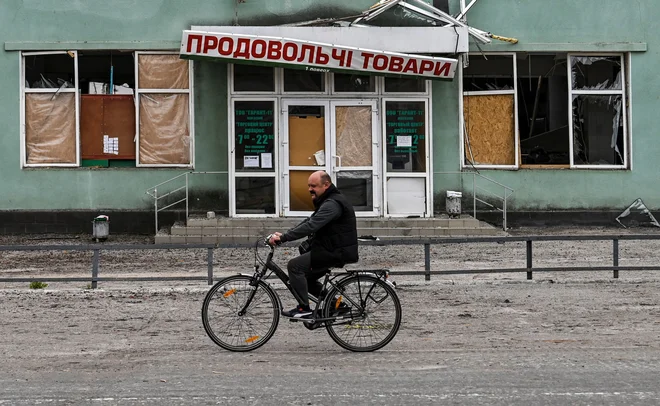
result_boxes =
[282,305,313,318]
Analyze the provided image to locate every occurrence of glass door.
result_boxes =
[281,100,331,216]
[330,100,380,216]
[282,99,380,217]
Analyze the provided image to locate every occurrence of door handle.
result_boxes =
[332,155,342,171]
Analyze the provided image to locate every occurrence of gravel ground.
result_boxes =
[1,225,660,404]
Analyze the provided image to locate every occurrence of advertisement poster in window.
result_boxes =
[385,101,426,172]
[234,101,275,172]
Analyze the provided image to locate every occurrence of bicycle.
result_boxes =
[202,236,402,352]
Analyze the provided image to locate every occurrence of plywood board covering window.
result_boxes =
[137,53,192,166]
[25,93,76,164]
[139,94,190,164]
[138,54,189,89]
[335,106,372,166]
[463,94,515,165]
[288,116,324,166]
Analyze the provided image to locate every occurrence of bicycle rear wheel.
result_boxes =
[202,275,280,352]
[324,275,401,352]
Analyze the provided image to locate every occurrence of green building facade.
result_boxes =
[0,0,653,232]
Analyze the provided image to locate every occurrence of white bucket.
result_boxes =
[446,191,462,217]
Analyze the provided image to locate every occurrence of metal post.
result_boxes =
[185,172,189,225]
[472,173,476,219]
[526,240,532,280]
[503,187,507,231]
[92,249,100,289]
[207,247,214,285]
[613,239,619,279]
[154,188,158,235]
[424,243,431,281]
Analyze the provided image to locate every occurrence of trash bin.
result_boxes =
[92,215,110,241]
[446,191,462,218]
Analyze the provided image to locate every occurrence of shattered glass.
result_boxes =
[571,56,622,91]
[616,198,660,228]
[572,94,624,165]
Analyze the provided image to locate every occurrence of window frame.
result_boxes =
[281,67,330,96]
[330,72,379,96]
[134,51,195,168]
[459,52,630,170]
[381,97,431,217]
[382,77,430,96]
[20,50,80,168]
[228,97,280,218]
[567,53,628,169]
[460,52,519,170]
[229,64,278,95]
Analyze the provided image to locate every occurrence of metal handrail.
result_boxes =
[146,170,513,234]
[434,171,515,230]
[145,171,229,234]
[145,172,191,199]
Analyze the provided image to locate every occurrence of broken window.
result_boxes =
[463,54,516,166]
[570,55,626,166]
[517,54,569,166]
[78,51,136,163]
[22,51,78,166]
[22,50,193,168]
[136,53,192,166]
[333,73,376,93]
[461,52,628,169]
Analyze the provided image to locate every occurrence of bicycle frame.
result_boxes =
[239,242,392,324]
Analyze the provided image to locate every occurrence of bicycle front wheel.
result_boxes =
[324,275,401,352]
[202,275,280,352]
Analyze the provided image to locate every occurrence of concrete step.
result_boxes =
[186,216,479,228]
[160,215,501,244]
[172,223,485,235]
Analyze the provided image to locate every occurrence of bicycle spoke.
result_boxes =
[202,275,279,351]
[325,276,401,352]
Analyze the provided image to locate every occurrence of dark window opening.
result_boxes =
[283,69,325,92]
[24,53,75,89]
[334,73,376,92]
[384,77,426,93]
[234,65,275,92]
[78,51,135,94]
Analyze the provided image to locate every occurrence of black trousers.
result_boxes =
[286,252,328,306]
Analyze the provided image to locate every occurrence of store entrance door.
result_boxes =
[281,99,380,216]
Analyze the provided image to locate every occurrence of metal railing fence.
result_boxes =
[2,234,659,288]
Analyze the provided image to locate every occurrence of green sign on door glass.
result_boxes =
[234,101,275,171]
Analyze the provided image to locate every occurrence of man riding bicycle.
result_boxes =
[268,170,358,318]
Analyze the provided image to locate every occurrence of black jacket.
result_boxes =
[281,184,358,269]
[309,185,358,269]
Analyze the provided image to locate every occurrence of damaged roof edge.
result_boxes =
[469,42,648,53]
[190,26,470,54]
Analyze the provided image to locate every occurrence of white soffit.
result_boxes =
[191,26,469,54]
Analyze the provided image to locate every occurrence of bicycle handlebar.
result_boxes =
[264,234,280,249]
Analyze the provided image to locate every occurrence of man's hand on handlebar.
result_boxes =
[267,232,283,247]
